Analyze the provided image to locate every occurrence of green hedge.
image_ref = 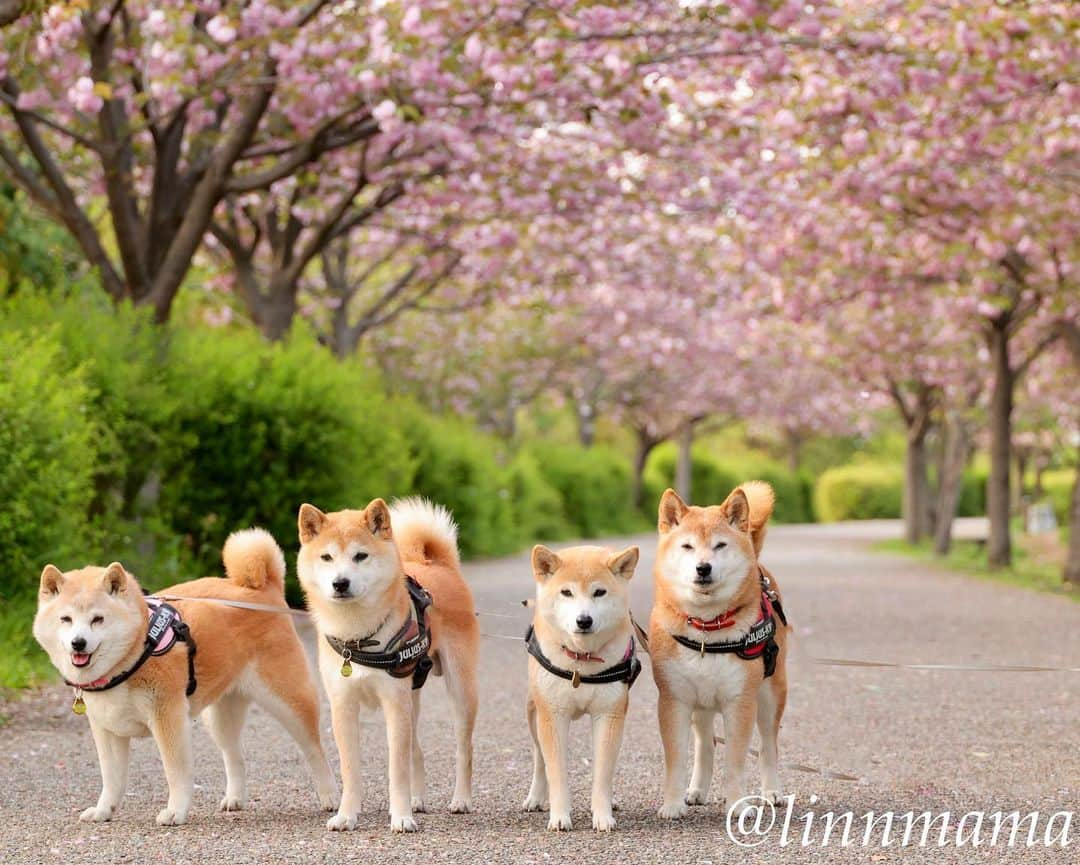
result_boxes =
[524,441,643,537]
[813,463,903,521]
[1040,470,1074,525]
[642,443,812,522]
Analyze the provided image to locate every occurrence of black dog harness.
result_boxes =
[66,599,197,714]
[670,568,788,678]
[326,576,434,690]
[525,625,642,689]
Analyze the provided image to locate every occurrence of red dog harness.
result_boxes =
[670,569,787,677]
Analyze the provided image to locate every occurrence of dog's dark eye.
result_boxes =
[353,552,368,563]
[320,553,333,562]
[560,588,572,597]
[681,543,694,551]
[91,615,104,625]
[593,588,606,598]
[714,541,727,550]
[60,615,72,624]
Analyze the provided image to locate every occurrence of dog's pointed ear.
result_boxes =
[40,564,64,597]
[365,498,392,539]
[607,545,639,581]
[723,488,750,533]
[298,503,327,544]
[532,545,561,582]
[658,488,688,533]
[103,562,127,595]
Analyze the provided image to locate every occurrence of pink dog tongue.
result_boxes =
[72,653,90,667]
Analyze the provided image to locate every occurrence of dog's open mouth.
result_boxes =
[71,652,92,668]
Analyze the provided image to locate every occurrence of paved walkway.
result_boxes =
[2,520,1076,863]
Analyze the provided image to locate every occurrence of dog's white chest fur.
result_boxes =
[83,685,156,737]
[534,668,626,718]
[663,651,750,709]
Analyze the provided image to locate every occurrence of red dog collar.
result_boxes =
[685,608,738,631]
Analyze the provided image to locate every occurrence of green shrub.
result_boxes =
[0,329,100,688]
[155,328,414,600]
[1040,470,1074,525]
[641,444,812,522]
[957,469,988,517]
[641,443,739,517]
[813,463,903,521]
[504,451,572,542]
[392,401,517,559]
[525,442,642,537]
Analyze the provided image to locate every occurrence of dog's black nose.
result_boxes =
[332,577,351,594]
[71,636,87,652]
[695,562,713,579]
[575,613,593,631]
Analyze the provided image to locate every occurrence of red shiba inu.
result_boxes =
[648,482,789,820]
[523,544,642,832]
[297,497,479,833]
[33,529,337,825]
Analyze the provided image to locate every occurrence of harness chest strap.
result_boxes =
[670,570,789,678]
[66,599,197,714]
[525,625,642,689]
[325,576,434,690]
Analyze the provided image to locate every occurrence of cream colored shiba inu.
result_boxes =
[297,497,479,833]
[523,544,642,832]
[32,529,337,826]
[648,482,789,820]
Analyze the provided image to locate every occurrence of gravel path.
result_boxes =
[2,519,1077,863]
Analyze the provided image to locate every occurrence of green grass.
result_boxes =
[875,537,1077,601]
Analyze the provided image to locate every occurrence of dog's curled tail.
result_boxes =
[389,497,460,569]
[739,480,775,555]
[222,527,287,592]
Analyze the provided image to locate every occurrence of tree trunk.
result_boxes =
[903,427,933,543]
[986,320,1014,567]
[252,279,298,341]
[1065,454,1080,585]
[675,421,694,502]
[576,399,596,448]
[933,412,971,556]
[631,428,660,512]
[785,428,804,472]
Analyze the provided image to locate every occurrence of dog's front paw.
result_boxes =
[79,805,114,823]
[762,787,782,805]
[318,791,338,812]
[685,788,708,806]
[219,794,246,812]
[522,794,548,812]
[547,812,572,831]
[390,813,419,833]
[411,796,427,813]
[658,800,688,820]
[592,812,616,832]
[326,811,358,831]
[155,807,188,826]
[448,797,473,814]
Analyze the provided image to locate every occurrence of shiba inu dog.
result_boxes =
[648,482,789,820]
[523,544,642,832]
[297,497,479,833]
[32,529,337,826]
